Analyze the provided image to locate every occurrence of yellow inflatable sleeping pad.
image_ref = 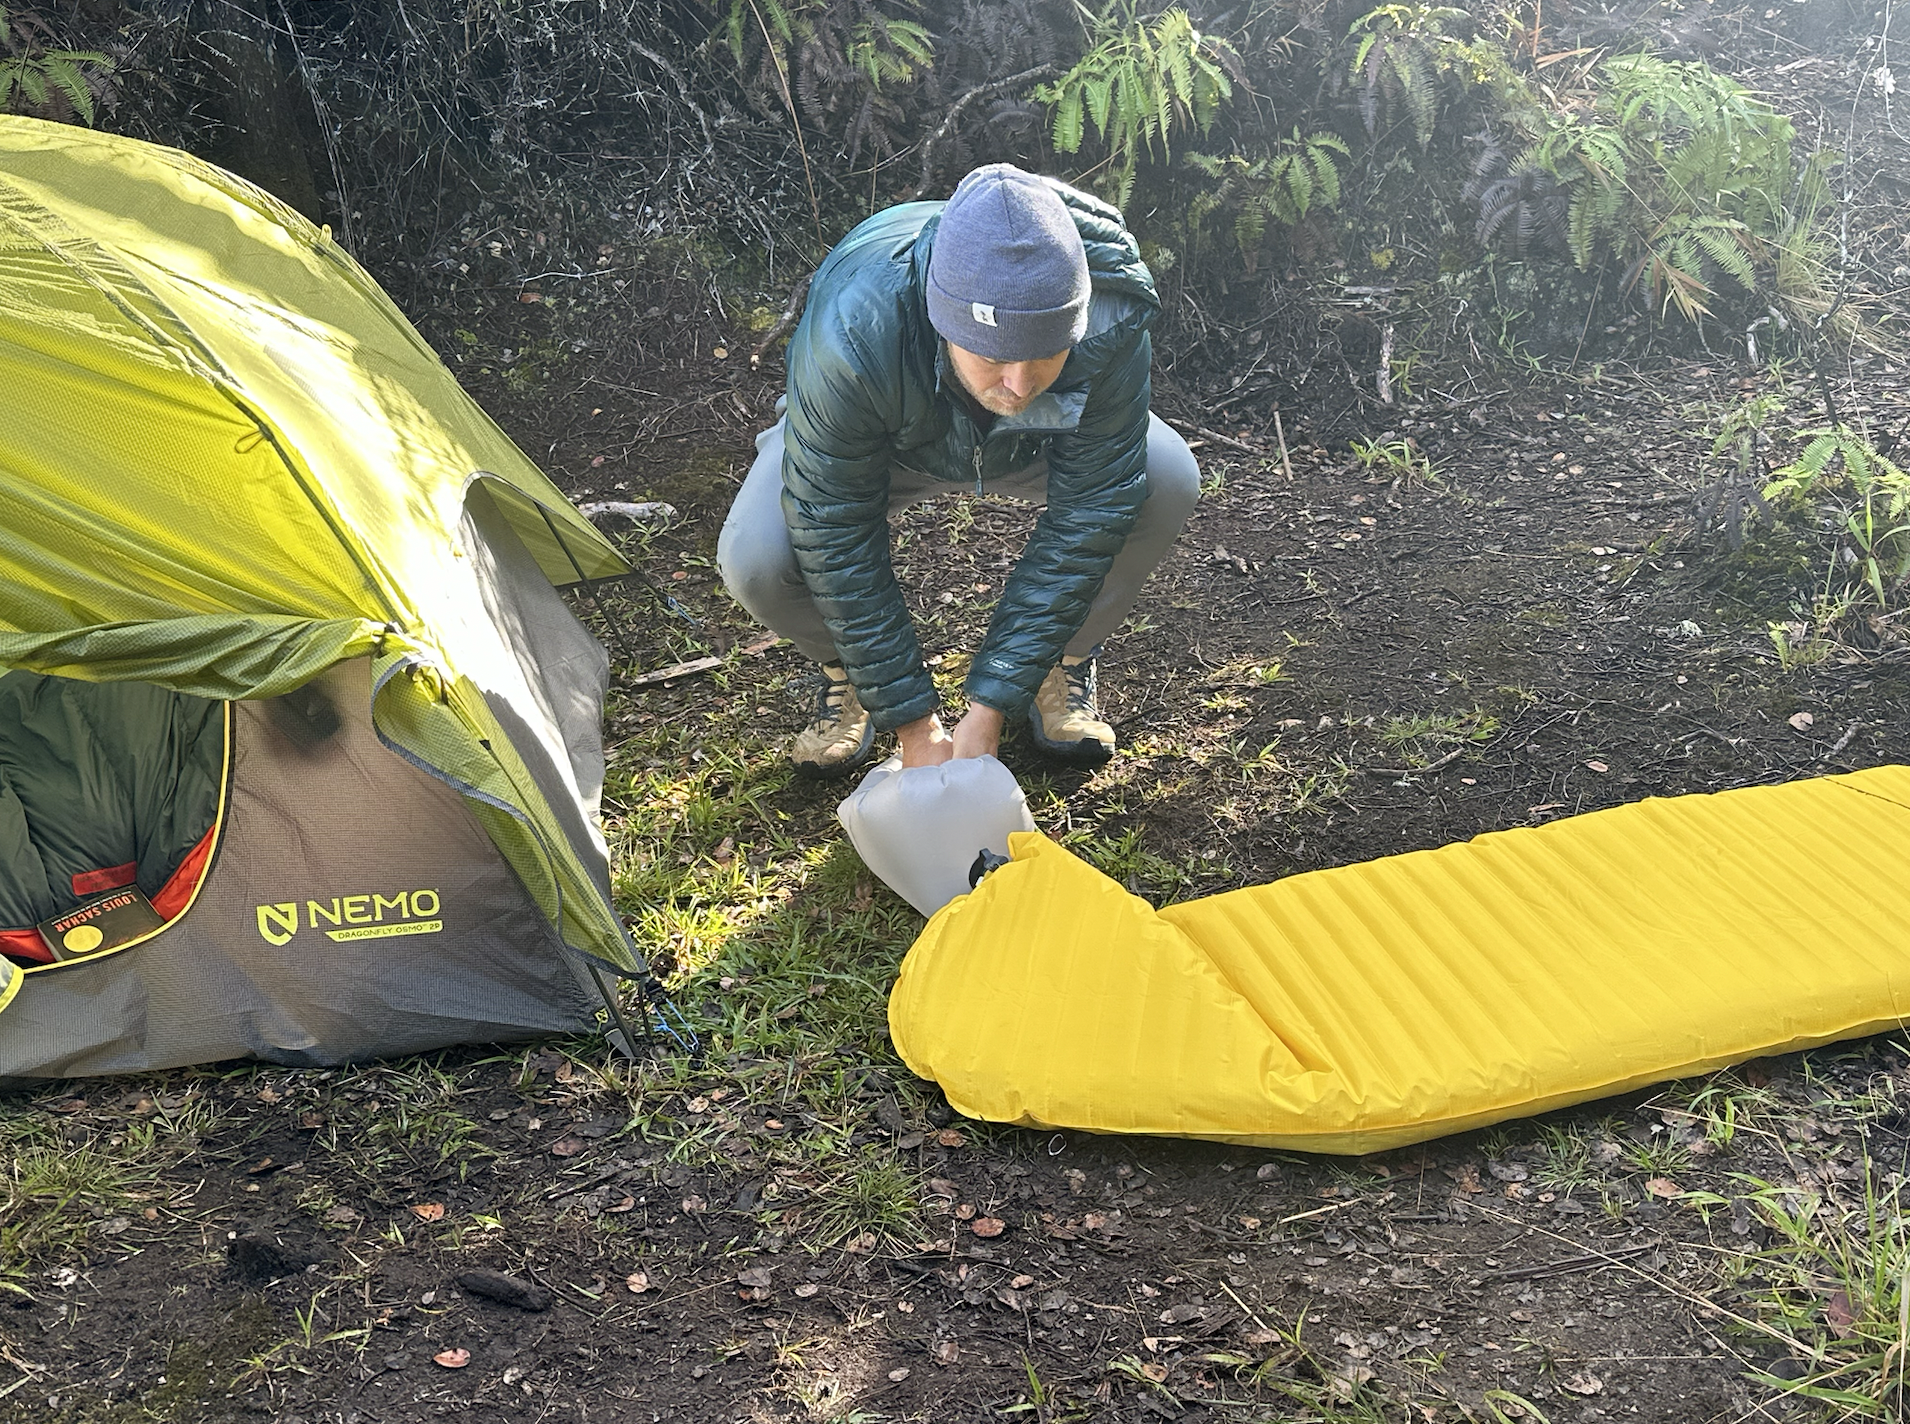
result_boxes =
[888,766,1910,1153]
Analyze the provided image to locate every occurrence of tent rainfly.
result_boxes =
[0,114,681,1080]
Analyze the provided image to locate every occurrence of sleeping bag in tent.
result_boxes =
[0,114,667,1079]
[888,766,1910,1154]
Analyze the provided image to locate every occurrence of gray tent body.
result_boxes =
[0,492,616,1082]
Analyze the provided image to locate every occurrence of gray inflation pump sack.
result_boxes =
[837,755,1036,916]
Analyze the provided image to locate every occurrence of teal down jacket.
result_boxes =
[782,178,1159,730]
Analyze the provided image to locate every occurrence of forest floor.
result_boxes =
[8,8,1910,1424]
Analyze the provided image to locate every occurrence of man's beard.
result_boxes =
[968,385,1034,417]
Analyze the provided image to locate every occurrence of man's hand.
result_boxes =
[950,702,1004,760]
[896,713,952,768]
[896,702,1003,767]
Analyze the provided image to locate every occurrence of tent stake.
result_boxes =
[587,962,645,1060]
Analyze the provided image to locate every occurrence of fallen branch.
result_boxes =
[749,273,812,369]
[1169,419,1268,457]
[1482,1243,1658,1284]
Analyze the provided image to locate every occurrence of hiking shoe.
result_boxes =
[1029,654,1115,766]
[790,664,875,779]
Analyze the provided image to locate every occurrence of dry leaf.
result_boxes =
[970,1216,1006,1238]
[887,1367,910,1382]
[737,1267,773,1290]
[1141,1361,1169,1383]
[954,1203,977,1221]
[433,1348,471,1369]
[410,1203,445,1222]
[549,1136,587,1157]
[1446,1163,1483,1194]
[1826,1289,1857,1337]
[1789,712,1816,732]
[1646,1177,1682,1199]
[1561,1371,1604,1396]
[625,1271,651,1293]
[935,1129,964,1148]
[794,1282,820,1298]
[1584,759,1609,773]
[1010,1274,1035,1289]
[934,1340,959,1366]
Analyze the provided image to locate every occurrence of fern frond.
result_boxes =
[1234,203,1266,256]
[1053,86,1084,152]
[1690,220,1757,291]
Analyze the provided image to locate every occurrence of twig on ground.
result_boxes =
[750,273,812,368]
[1171,420,1269,457]
[1482,1243,1658,1284]
[1362,744,1468,779]
[630,635,781,687]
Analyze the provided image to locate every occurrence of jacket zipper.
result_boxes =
[973,441,985,497]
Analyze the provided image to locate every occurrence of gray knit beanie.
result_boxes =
[926,165,1091,362]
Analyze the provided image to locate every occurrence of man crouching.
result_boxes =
[719,164,1199,777]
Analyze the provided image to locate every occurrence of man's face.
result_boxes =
[946,343,1070,418]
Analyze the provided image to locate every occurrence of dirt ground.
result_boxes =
[9,9,1910,1424]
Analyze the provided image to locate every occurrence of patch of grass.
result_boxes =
[1057,824,1223,905]
[1708,1166,1910,1418]
[1534,1123,1602,1192]
[804,1154,921,1252]
[1666,1073,1785,1151]
[1377,706,1499,765]
[0,1119,152,1294]
[1621,1133,1692,1178]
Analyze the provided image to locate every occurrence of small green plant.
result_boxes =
[1038,2,1237,207]
[1765,428,1910,609]
[1694,392,1783,548]
[0,4,114,125]
[1621,1132,1691,1177]
[1186,130,1349,268]
[1378,707,1497,755]
[1350,435,1434,483]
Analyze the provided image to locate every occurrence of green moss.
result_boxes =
[38,1297,280,1423]
[1702,521,1821,619]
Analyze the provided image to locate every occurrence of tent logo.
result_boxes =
[255,890,443,946]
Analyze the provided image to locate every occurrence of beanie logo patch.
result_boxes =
[970,301,998,327]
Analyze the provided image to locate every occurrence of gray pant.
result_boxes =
[717,412,1200,666]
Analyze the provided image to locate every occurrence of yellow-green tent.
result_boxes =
[0,115,658,1076]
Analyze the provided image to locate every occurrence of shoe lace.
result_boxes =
[812,672,852,723]
[1060,659,1097,713]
